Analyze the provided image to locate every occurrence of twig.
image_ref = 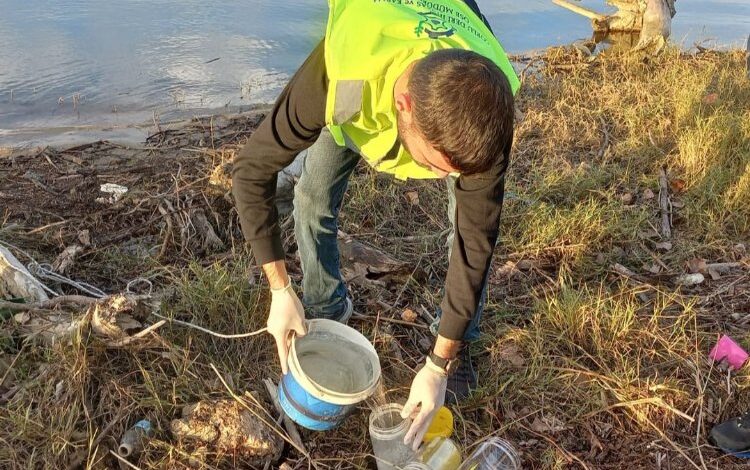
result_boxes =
[645,418,704,470]
[262,378,306,453]
[151,312,267,338]
[659,167,672,239]
[0,343,25,387]
[583,397,694,423]
[106,320,166,347]
[109,450,143,470]
[24,220,69,235]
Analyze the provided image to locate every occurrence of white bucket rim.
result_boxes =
[288,319,381,405]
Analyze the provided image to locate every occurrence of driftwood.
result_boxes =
[553,0,676,52]
[12,294,163,347]
[658,167,672,239]
[0,246,49,302]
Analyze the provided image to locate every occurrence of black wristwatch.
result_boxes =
[429,351,461,376]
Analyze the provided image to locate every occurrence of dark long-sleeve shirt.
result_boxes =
[231,41,510,340]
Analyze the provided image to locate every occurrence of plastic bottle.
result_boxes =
[369,403,415,470]
[118,419,153,459]
[418,436,462,470]
[456,437,520,470]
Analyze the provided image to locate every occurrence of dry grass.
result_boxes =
[1,46,749,469]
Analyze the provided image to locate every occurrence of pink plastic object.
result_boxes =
[709,335,749,370]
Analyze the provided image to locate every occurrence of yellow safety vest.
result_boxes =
[324,0,520,180]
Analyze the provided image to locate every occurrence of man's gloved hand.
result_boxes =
[267,282,306,375]
[401,357,448,451]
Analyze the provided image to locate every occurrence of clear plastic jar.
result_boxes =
[457,437,521,470]
[369,404,416,470]
[418,436,462,470]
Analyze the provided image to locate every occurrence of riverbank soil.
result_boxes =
[1,47,749,469]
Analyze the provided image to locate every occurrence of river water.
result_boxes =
[1,0,748,147]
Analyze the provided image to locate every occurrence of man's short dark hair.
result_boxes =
[408,49,514,175]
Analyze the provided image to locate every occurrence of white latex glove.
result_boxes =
[267,282,306,375]
[401,358,448,451]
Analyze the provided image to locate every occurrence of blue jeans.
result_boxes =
[293,129,488,341]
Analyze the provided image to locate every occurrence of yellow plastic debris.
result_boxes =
[424,406,454,442]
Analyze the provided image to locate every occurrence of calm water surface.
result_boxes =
[1,0,748,147]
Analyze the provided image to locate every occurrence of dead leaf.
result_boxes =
[702,93,719,104]
[530,415,567,434]
[78,230,91,246]
[654,241,672,251]
[671,200,685,209]
[400,308,418,323]
[13,311,30,324]
[595,253,606,265]
[405,191,419,206]
[530,417,551,433]
[54,381,64,400]
[708,268,721,280]
[687,258,708,274]
[620,193,634,204]
[645,263,662,274]
[669,178,687,193]
[496,344,525,367]
[643,188,655,200]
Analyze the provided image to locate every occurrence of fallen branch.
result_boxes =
[0,295,98,312]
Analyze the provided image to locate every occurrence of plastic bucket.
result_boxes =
[278,319,381,431]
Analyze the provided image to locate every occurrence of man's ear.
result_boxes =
[395,92,414,125]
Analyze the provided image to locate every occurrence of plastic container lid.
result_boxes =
[424,406,454,441]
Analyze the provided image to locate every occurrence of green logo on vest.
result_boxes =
[414,11,455,39]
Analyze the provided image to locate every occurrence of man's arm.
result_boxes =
[232,41,327,374]
[231,40,327,268]
[437,137,512,344]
